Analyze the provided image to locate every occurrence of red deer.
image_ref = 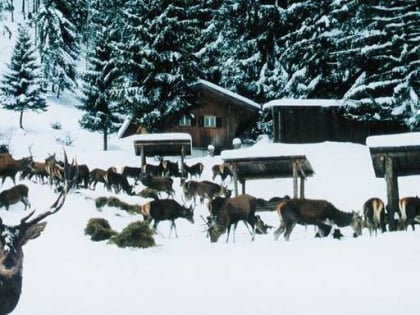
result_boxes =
[274,199,363,241]
[363,197,386,235]
[211,163,232,182]
[142,163,163,177]
[140,199,194,238]
[183,180,231,204]
[44,153,64,188]
[0,184,30,210]
[183,162,204,178]
[161,160,180,177]
[207,194,260,243]
[0,153,33,185]
[105,172,133,195]
[0,150,76,314]
[121,166,143,184]
[139,174,174,198]
[20,161,48,184]
[398,197,420,231]
[89,168,107,189]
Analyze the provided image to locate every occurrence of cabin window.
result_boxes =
[204,115,217,128]
[179,115,192,127]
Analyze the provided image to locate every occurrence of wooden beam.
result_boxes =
[300,175,305,199]
[293,161,298,198]
[241,180,246,195]
[385,156,399,231]
[180,144,185,179]
[230,163,239,197]
[140,145,145,167]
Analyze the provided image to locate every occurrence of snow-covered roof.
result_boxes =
[195,79,261,111]
[263,99,342,109]
[127,132,192,142]
[366,132,420,148]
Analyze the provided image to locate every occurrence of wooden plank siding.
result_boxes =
[267,101,408,144]
[118,80,260,153]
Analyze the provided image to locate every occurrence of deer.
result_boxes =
[105,171,133,195]
[274,199,363,241]
[398,196,420,231]
[183,162,204,178]
[142,163,163,177]
[161,160,180,177]
[363,197,386,236]
[206,194,260,243]
[139,173,175,198]
[211,163,232,182]
[140,199,194,238]
[20,161,48,184]
[182,180,231,205]
[44,153,64,189]
[0,153,34,186]
[121,166,143,184]
[0,184,30,211]
[0,150,76,314]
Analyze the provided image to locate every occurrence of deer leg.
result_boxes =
[274,223,286,241]
[284,223,296,241]
[243,221,255,241]
[22,197,30,210]
[169,221,178,238]
[226,225,231,243]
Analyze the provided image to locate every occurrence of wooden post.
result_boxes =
[299,175,305,199]
[180,144,185,179]
[231,163,239,197]
[241,180,246,195]
[293,161,298,198]
[385,156,399,231]
[140,145,146,167]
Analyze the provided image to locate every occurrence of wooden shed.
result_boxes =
[221,143,314,198]
[367,132,420,231]
[118,79,261,153]
[264,99,407,144]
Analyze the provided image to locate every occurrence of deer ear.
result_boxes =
[20,222,47,245]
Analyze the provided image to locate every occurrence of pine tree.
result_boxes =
[337,0,420,126]
[115,0,206,131]
[1,24,47,129]
[35,0,79,97]
[77,0,125,151]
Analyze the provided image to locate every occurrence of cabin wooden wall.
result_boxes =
[273,106,408,144]
[166,89,258,151]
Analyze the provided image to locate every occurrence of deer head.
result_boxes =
[0,150,76,314]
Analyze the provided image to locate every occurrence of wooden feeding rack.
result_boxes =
[368,144,420,231]
[221,153,314,198]
[131,133,192,176]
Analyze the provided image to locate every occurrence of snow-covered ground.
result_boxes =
[1,9,420,315]
[1,94,420,314]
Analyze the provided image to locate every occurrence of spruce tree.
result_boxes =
[77,0,124,151]
[1,24,47,129]
[35,0,79,97]
[115,0,206,131]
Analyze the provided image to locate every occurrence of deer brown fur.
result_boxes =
[0,153,33,186]
[274,199,363,241]
[0,184,30,211]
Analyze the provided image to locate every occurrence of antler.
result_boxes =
[18,149,77,228]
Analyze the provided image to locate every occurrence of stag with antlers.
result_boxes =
[0,150,76,314]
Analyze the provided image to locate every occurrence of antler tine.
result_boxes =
[19,149,77,228]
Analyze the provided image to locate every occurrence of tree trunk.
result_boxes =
[19,109,24,129]
[103,126,108,151]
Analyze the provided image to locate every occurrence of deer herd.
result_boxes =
[0,149,420,313]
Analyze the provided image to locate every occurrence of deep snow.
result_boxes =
[1,10,420,315]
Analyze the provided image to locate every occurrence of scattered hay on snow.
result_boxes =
[84,218,118,241]
[95,196,140,214]
[110,221,155,249]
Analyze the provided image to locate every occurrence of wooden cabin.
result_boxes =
[118,80,261,153]
[264,99,408,144]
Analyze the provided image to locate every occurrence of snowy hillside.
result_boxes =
[1,94,420,314]
[1,7,420,315]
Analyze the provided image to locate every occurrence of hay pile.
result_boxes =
[109,221,155,249]
[84,218,118,241]
[85,218,155,249]
[95,196,139,214]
